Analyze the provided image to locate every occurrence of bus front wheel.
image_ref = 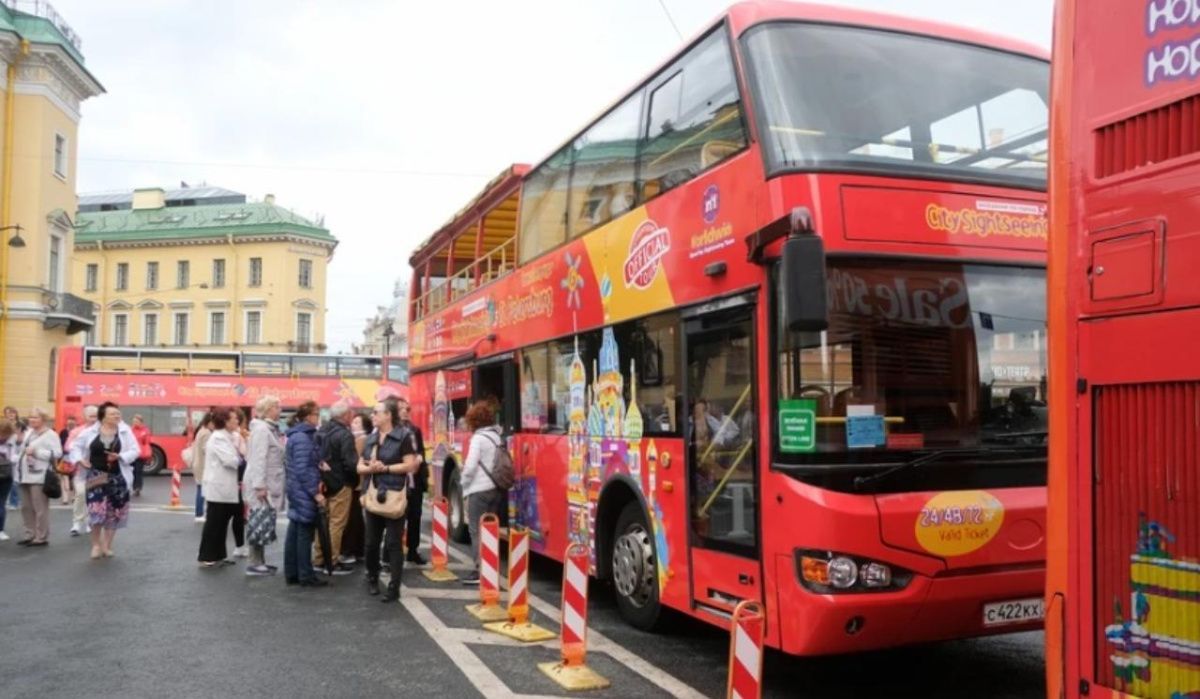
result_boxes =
[611,501,663,631]
[145,445,167,475]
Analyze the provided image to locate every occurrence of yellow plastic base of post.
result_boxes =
[465,602,509,622]
[537,661,610,691]
[422,568,458,582]
[483,620,557,642]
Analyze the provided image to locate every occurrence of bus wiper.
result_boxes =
[851,446,1032,492]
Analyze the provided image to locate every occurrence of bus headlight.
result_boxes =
[796,550,911,593]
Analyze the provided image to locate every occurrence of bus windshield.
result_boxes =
[742,22,1049,187]
[775,260,1047,476]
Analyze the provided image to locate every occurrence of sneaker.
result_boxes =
[219,559,237,567]
[265,564,279,572]
[461,572,480,586]
[0,532,9,542]
[330,563,355,576]
[194,516,205,523]
[298,578,329,588]
[406,551,427,565]
[69,526,80,538]
[245,565,274,576]
[338,555,357,565]
[233,546,248,558]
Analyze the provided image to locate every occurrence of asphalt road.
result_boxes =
[0,477,1046,698]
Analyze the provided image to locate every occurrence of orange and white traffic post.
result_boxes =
[484,526,555,641]
[538,543,610,690]
[422,496,457,582]
[160,463,188,511]
[465,513,508,622]
[726,600,765,699]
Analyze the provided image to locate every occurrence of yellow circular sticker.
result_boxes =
[914,490,1005,557]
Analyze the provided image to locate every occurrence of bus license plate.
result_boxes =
[982,598,1044,627]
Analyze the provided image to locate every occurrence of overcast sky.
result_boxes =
[53,0,1052,353]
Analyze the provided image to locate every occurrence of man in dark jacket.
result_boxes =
[396,398,428,564]
[284,401,327,587]
[313,400,359,575]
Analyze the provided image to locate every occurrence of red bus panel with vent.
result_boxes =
[1048,2,1200,697]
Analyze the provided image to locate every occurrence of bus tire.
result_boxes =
[447,468,470,544]
[145,445,167,476]
[612,500,663,631]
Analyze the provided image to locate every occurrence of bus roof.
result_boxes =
[409,164,528,268]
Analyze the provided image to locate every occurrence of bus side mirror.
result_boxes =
[780,210,828,333]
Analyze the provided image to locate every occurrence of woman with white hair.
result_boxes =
[243,395,285,575]
[15,408,61,547]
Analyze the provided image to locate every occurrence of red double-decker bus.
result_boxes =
[409,1,1051,654]
[1047,1,1200,697]
[52,346,408,473]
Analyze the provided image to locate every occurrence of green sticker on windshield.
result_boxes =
[779,399,816,453]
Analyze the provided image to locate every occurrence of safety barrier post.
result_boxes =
[465,513,508,622]
[484,526,555,641]
[538,543,610,690]
[726,600,765,699]
[160,463,188,511]
[422,496,457,582]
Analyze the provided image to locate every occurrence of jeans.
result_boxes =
[7,482,18,508]
[194,483,205,518]
[0,477,11,532]
[313,487,350,566]
[284,520,316,583]
[467,488,506,568]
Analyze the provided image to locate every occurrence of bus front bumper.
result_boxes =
[774,556,1045,656]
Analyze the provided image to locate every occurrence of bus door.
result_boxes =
[683,302,762,617]
[472,353,517,435]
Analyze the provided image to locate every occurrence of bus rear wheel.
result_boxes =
[611,501,662,631]
[145,445,167,475]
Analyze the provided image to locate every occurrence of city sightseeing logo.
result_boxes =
[701,184,720,224]
[925,200,1047,240]
[624,219,670,290]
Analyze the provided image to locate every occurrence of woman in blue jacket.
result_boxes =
[284,401,326,587]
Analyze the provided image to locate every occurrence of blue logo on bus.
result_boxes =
[702,185,720,224]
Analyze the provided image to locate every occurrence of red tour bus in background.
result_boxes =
[408,1,1051,655]
[53,346,408,473]
[1046,1,1200,697]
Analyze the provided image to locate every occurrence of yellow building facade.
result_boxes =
[0,4,104,413]
[73,187,336,353]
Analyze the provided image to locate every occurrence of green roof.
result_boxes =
[0,3,92,76]
[75,202,336,247]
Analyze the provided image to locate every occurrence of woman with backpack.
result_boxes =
[357,398,418,602]
[458,400,507,586]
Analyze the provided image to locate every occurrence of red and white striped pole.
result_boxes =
[538,543,609,689]
[726,600,765,699]
[423,496,456,582]
[161,463,187,511]
[483,526,555,641]
[466,513,507,622]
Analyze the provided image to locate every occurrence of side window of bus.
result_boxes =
[520,345,553,432]
[640,30,746,199]
[518,147,571,264]
[613,312,681,435]
[567,92,643,238]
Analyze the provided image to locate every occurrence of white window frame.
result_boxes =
[112,312,129,346]
[173,311,190,345]
[244,309,262,345]
[146,261,159,291]
[249,257,263,287]
[177,260,190,289]
[212,258,226,289]
[208,310,227,345]
[85,263,98,292]
[53,132,67,180]
[295,311,313,348]
[115,262,129,291]
[142,312,159,346]
[298,259,313,289]
[47,232,63,292]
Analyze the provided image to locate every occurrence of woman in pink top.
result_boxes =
[130,415,152,497]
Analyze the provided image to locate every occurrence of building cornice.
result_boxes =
[74,231,337,252]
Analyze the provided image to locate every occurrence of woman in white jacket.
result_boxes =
[458,400,506,585]
[197,407,244,567]
[16,408,62,547]
[242,396,284,575]
[75,402,139,559]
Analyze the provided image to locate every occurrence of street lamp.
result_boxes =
[0,224,25,247]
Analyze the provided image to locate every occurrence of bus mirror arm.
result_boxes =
[779,208,829,333]
[744,206,815,264]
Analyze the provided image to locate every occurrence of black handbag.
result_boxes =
[43,466,62,499]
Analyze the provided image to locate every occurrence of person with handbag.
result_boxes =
[57,415,76,505]
[283,401,328,588]
[459,400,507,585]
[64,405,97,537]
[0,418,17,542]
[243,396,285,576]
[358,398,419,602]
[75,402,139,559]
[15,408,62,548]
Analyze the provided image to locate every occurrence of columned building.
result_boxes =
[73,186,337,353]
[0,2,104,412]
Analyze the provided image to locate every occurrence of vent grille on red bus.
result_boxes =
[1094,93,1200,178]
[1092,381,1199,694]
